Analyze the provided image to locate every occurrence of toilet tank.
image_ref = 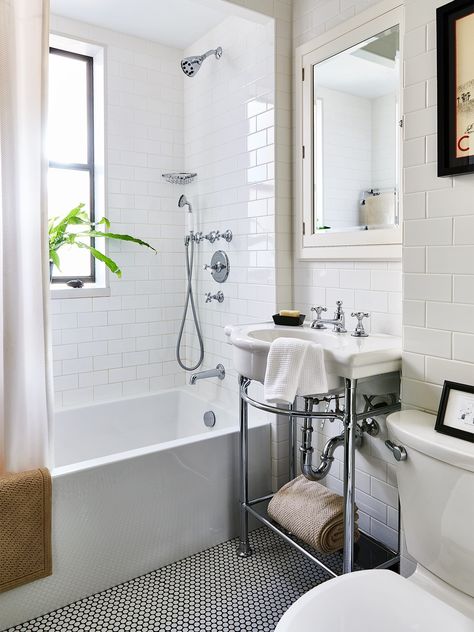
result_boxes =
[387,411,474,599]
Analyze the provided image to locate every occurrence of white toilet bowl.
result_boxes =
[276,410,474,631]
[275,569,474,632]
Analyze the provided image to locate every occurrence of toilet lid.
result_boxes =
[275,570,474,632]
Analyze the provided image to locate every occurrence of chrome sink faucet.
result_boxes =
[311,300,347,333]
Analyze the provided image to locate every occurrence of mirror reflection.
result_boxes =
[313,25,400,233]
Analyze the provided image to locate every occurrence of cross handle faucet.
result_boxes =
[310,300,347,333]
[351,311,370,337]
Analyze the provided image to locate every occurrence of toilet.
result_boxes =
[276,410,474,631]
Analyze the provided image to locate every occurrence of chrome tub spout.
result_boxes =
[190,363,225,385]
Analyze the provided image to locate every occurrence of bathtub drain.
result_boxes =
[203,411,216,428]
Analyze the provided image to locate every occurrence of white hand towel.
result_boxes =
[264,337,328,404]
[297,339,328,398]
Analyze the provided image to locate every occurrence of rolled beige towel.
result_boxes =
[268,475,360,554]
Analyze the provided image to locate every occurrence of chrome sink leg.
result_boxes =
[238,375,252,557]
[343,378,358,574]
[289,401,297,480]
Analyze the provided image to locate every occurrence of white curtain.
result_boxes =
[0,0,53,473]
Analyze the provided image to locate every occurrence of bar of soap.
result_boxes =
[279,310,300,318]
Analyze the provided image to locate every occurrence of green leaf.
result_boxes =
[94,217,111,229]
[50,249,61,269]
[75,241,122,277]
[49,204,90,253]
[48,205,156,279]
[83,231,157,252]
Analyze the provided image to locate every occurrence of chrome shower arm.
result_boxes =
[202,47,223,60]
[202,49,217,60]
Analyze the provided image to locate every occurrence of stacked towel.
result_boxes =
[264,337,328,404]
[268,475,360,554]
[0,468,52,592]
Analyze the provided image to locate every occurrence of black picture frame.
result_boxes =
[437,0,474,177]
[435,380,474,443]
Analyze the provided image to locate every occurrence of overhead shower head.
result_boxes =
[181,47,223,77]
[178,194,192,212]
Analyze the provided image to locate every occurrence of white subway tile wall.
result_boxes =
[181,14,277,402]
[50,16,187,409]
[51,4,293,492]
[402,0,474,415]
[50,0,474,576]
[401,0,474,577]
[180,2,293,491]
[292,0,403,553]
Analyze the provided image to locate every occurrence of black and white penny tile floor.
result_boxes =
[8,528,333,632]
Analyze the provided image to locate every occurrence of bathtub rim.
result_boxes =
[55,385,232,416]
[53,386,269,478]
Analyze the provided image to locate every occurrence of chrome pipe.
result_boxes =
[343,378,358,574]
[239,387,343,420]
[289,402,297,480]
[355,402,401,421]
[299,398,344,482]
[301,431,345,481]
[238,376,252,557]
[248,493,274,506]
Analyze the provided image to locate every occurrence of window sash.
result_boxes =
[49,47,96,284]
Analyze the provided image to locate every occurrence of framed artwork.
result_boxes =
[435,380,474,443]
[437,0,474,176]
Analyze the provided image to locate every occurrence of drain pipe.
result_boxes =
[299,398,357,482]
[300,423,345,481]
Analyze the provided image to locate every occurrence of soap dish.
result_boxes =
[272,314,306,327]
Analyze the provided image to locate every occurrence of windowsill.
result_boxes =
[50,284,111,299]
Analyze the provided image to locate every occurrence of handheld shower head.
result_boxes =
[181,47,222,77]
[178,194,192,212]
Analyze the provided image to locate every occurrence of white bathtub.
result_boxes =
[0,389,271,630]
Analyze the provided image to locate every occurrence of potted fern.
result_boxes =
[49,204,156,282]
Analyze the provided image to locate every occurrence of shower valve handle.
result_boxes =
[205,291,224,304]
[204,261,226,273]
[205,230,220,244]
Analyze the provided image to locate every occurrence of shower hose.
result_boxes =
[176,236,205,371]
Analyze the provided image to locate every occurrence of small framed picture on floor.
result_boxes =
[437,0,474,176]
[435,380,474,443]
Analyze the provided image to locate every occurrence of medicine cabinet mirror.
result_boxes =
[295,2,403,259]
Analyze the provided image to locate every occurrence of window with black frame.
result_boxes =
[48,47,95,283]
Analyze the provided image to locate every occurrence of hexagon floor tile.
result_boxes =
[7,528,332,632]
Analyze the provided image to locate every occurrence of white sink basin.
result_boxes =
[224,322,401,383]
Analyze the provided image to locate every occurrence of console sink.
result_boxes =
[224,322,401,384]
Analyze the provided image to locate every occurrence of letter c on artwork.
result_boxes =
[458,135,470,152]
